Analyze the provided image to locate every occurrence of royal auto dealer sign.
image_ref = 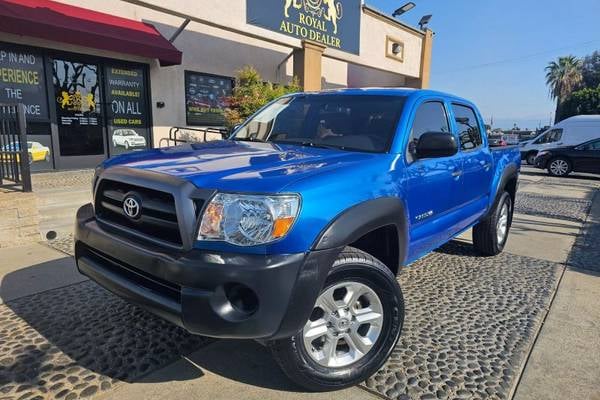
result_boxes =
[247,0,361,55]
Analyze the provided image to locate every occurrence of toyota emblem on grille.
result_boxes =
[123,196,141,219]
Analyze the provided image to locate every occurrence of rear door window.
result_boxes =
[452,104,483,150]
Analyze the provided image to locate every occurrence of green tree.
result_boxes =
[559,86,600,120]
[224,66,300,128]
[545,55,583,122]
[581,51,600,89]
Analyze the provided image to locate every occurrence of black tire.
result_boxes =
[269,247,404,391]
[547,157,572,177]
[473,191,513,256]
[124,141,130,150]
[526,152,537,165]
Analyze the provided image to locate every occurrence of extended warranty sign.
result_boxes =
[247,0,361,55]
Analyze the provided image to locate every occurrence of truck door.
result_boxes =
[451,103,494,228]
[404,100,463,260]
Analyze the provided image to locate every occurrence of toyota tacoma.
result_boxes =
[75,89,521,391]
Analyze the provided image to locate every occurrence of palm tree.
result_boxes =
[545,56,583,122]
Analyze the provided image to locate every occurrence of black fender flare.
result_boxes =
[488,164,519,222]
[312,197,409,264]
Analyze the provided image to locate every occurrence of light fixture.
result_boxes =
[392,2,415,17]
[418,14,432,30]
[392,43,402,55]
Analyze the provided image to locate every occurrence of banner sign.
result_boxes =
[104,65,150,155]
[0,46,48,121]
[185,71,233,126]
[247,0,361,55]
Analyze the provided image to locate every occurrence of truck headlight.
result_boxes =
[198,193,300,246]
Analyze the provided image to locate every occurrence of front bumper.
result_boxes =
[534,156,550,169]
[75,203,339,339]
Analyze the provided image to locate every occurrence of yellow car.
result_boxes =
[1,141,51,164]
[28,141,51,163]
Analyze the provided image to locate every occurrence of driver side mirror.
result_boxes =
[416,131,458,159]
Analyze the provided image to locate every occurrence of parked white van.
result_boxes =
[520,115,600,164]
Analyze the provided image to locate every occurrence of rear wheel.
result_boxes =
[269,247,404,391]
[473,191,512,256]
[547,157,571,177]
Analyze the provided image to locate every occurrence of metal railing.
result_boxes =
[159,126,229,148]
[0,104,31,192]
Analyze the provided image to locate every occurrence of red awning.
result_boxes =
[0,0,182,66]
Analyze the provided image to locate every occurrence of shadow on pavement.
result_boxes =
[0,256,85,303]
[0,270,211,399]
[141,340,302,392]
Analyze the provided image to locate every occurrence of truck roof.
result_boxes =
[307,88,474,105]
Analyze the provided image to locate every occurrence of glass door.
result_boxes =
[52,58,106,168]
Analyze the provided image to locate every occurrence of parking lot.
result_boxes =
[0,166,598,400]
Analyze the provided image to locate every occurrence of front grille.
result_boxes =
[95,179,183,246]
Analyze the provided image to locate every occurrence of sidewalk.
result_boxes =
[514,190,600,400]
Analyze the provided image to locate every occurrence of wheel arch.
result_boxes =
[312,197,409,275]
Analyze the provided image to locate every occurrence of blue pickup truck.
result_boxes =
[75,89,520,391]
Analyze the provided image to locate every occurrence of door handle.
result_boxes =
[480,161,492,170]
[452,170,463,177]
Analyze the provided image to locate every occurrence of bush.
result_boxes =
[559,86,600,120]
[224,66,301,128]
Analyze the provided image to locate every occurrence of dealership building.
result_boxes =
[0,0,433,170]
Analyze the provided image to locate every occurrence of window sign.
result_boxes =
[0,46,49,121]
[185,71,233,126]
[104,66,150,155]
[247,0,361,55]
[52,59,104,156]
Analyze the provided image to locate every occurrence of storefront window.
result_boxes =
[0,44,54,171]
[52,59,104,156]
[104,65,150,156]
[185,71,233,126]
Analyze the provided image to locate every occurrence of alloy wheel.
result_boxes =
[550,159,569,176]
[496,202,509,244]
[302,281,383,368]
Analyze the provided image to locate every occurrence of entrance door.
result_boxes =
[51,58,106,169]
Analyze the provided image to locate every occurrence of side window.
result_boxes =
[452,104,482,150]
[406,101,450,163]
[581,140,600,150]
[534,129,562,144]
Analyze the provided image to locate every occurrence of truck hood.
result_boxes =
[103,140,377,193]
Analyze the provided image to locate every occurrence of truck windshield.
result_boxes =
[232,95,405,153]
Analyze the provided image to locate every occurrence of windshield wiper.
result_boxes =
[274,140,345,150]
[232,136,265,142]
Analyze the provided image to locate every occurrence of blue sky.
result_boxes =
[368,0,600,129]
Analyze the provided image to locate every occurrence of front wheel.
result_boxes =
[526,152,537,165]
[473,191,513,256]
[269,247,404,391]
